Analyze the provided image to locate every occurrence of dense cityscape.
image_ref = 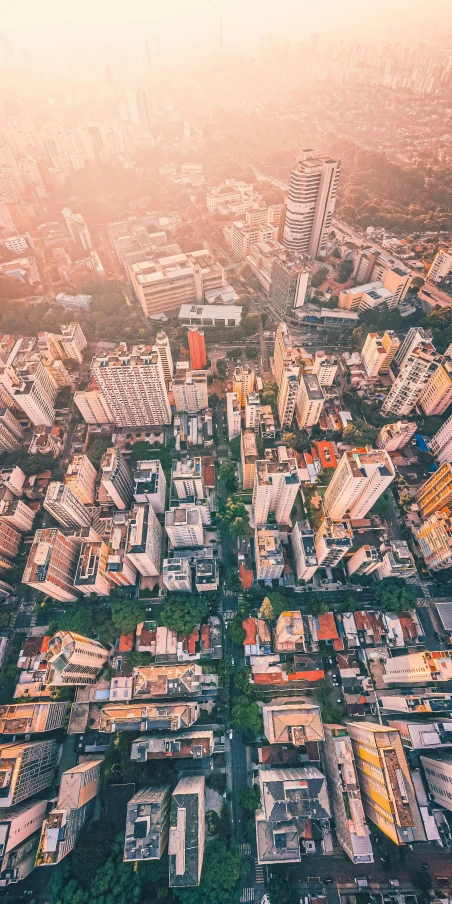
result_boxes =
[2,13,452,904]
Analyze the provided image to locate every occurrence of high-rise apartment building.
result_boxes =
[241,429,259,491]
[73,388,113,424]
[253,448,301,525]
[312,351,338,387]
[0,408,23,452]
[427,249,452,284]
[361,333,390,378]
[169,776,205,888]
[291,521,318,581]
[0,522,21,560]
[255,524,284,581]
[106,513,138,587]
[133,460,167,513]
[165,507,204,549]
[377,540,416,580]
[282,152,341,258]
[64,454,97,505]
[233,367,255,408]
[421,754,452,811]
[376,420,417,452]
[124,787,171,862]
[315,518,353,567]
[277,366,300,428]
[226,392,241,440]
[162,557,192,592]
[245,392,261,433]
[100,448,133,510]
[44,631,108,686]
[130,251,224,319]
[347,545,381,576]
[382,342,440,416]
[296,374,324,428]
[269,259,310,313]
[36,760,102,865]
[0,739,58,807]
[125,503,162,577]
[416,462,452,518]
[273,322,293,384]
[347,722,425,845]
[0,499,34,533]
[187,328,207,370]
[392,327,432,374]
[418,359,452,415]
[0,359,57,427]
[415,508,452,571]
[59,322,87,364]
[431,414,452,463]
[171,370,208,413]
[379,331,400,374]
[44,482,91,529]
[0,797,49,885]
[62,208,92,250]
[74,540,111,596]
[91,344,171,428]
[22,529,79,602]
[155,331,174,384]
[324,448,395,520]
[323,725,373,864]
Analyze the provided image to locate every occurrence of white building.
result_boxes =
[178,303,242,327]
[0,408,23,452]
[59,322,87,364]
[171,456,204,501]
[427,249,452,284]
[0,499,34,532]
[296,373,324,428]
[312,352,338,387]
[44,482,92,529]
[277,366,300,428]
[126,503,162,577]
[100,448,133,510]
[282,152,341,258]
[133,460,167,513]
[92,344,171,428]
[75,540,111,596]
[376,421,417,452]
[155,331,174,383]
[255,524,284,581]
[165,507,204,548]
[245,392,261,433]
[73,389,113,424]
[291,521,318,581]
[62,207,92,250]
[324,448,395,520]
[431,414,452,463]
[253,448,301,526]
[22,529,79,602]
[383,651,452,685]
[44,631,108,686]
[0,797,49,885]
[347,545,381,576]
[171,371,208,413]
[392,327,432,373]
[0,360,57,427]
[315,518,353,567]
[377,541,416,579]
[162,557,192,592]
[226,392,241,441]
[421,754,452,811]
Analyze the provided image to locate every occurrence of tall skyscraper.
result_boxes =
[155,331,174,384]
[64,454,97,505]
[43,482,92,529]
[323,725,373,864]
[100,448,133,510]
[125,503,162,577]
[282,152,341,259]
[382,342,440,417]
[277,366,300,428]
[324,448,395,520]
[232,367,255,408]
[92,344,171,428]
[61,208,92,250]
[187,328,207,370]
[416,462,452,518]
[296,374,324,428]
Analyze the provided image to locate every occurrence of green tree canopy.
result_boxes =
[230,616,246,646]
[110,595,146,636]
[160,593,209,636]
[343,419,379,447]
[229,435,241,461]
[239,784,261,815]
[175,840,243,904]
[374,577,417,613]
[220,461,237,493]
[231,696,263,736]
[72,821,117,885]
[217,498,251,537]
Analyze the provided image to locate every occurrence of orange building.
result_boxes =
[188,328,207,370]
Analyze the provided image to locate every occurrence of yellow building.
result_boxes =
[232,366,255,408]
[347,722,425,845]
[379,330,400,373]
[419,361,452,416]
[415,508,452,571]
[416,462,452,518]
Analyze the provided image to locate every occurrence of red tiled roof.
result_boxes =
[333,638,345,651]
[202,457,215,488]
[239,563,254,590]
[119,633,134,652]
[311,441,338,469]
[254,672,283,684]
[287,670,325,682]
[40,636,50,654]
[242,617,257,646]
[188,627,199,656]
[201,624,211,651]
[316,613,339,641]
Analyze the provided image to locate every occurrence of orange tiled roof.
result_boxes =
[119,633,134,652]
[316,612,338,641]
[288,670,325,682]
[242,617,257,646]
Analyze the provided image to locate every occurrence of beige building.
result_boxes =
[44,482,92,529]
[383,650,452,684]
[232,366,255,408]
[376,420,416,452]
[75,540,111,596]
[0,408,23,453]
[379,330,400,373]
[273,322,293,385]
[226,391,241,441]
[277,366,300,428]
[415,508,452,571]
[22,529,79,602]
[275,611,305,652]
[282,153,341,258]
[171,370,208,413]
[36,761,102,865]
[155,330,174,383]
[130,251,224,319]
[44,631,108,686]
[64,454,97,505]
[347,722,425,845]
[92,344,171,428]
[263,701,324,745]
[101,448,133,510]
[360,332,399,379]
[427,249,452,284]
[323,725,373,864]
[312,351,338,387]
[416,462,452,518]
[418,359,452,416]
[431,413,452,463]
[0,521,21,560]
[324,448,395,521]
[241,429,258,491]
[73,388,113,424]
[245,392,261,433]
[296,373,324,428]
[255,524,284,581]
[347,545,381,576]
[382,342,440,417]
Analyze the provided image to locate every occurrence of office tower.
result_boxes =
[73,389,113,424]
[421,754,452,811]
[376,420,417,452]
[44,631,108,686]
[59,322,87,363]
[0,798,48,885]
[273,322,293,384]
[0,702,69,735]
[130,251,224,319]
[171,456,205,500]
[64,454,97,505]
[0,408,23,452]
[282,152,341,259]
[0,499,34,532]
[269,259,310,313]
[418,359,452,415]
[155,331,174,383]
[347,545,381,576]
[0,522,21,559]
[162,557,192,592]
[124,787,171,862]
[379,330,400,373]
[382,342,440,417]
[431,414,452,463]
[427,249,452,284]
[172,370,208,413]
[92,345,171,428]
[296,374,324,428]
[315,518,353,567]
[415,509,452,570]
[0,359,57,427]
[75,540,111,596]
[61,207,92,250]
[226,392,241,440]
[187,328,206,370]
[43,482,91,529]
[125,503,162,577]
[165,507,204,548]
[253,449,301,525]
[323,725,373,864]
[245,392,261,433]
[100,448,133,510]
[232,367,255,408]
[416,462,452,518]
[241,429,258,491]
[169,776,205,888]
[312,352,338,387]
[291,521,318,581]
[22,529,79,602]
[324,448,395,520]
[36,760,102,865]
[0,739,58,807]
[255,524,284,581]
[278,366,300,428]
[392,327,432,373]
[347,722,425,845]
[133,460,167,513]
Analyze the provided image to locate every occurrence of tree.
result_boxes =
[311,267,328,288]
[281,432,298,449]
[411,276,425,289]
[231,696,263,736]
[229,435,241,461]
[239,785,261,815]
[110,595,146,635]
[343,419,379,447]
[175,840,243,904]
[230,616,246,646]
[217,498,251,537]
[306,594,329,616]
[160,593,209,636]
[374,577,417,613]
[216,358,228,379]
[259,596,274,620]
[86,435,111,469]
[72,821,117,884]
[338,259,354,283]
[220,461,237,493]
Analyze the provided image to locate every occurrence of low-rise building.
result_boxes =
[124,787,171,862]
[99,702,199,733]
[383,650,452,685]
[0,702,68,735]
[162,558,192,592]
[168,776,205,887]
[275,611,306,653]
[255,767,332,863]
[132,664,204,698]
[241,429,258,491]
[131,730,214,761]
[263,702,323,745]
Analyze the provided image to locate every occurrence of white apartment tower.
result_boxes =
[245,392,261,433]
[232,367,255,408]
[226,392,241,441]
[324,448,395,521]
[162,557,192,592]
[427,249,452,284]
[273,322,293,384]
[73,389,113,424]
[126,503,162,577]
[253,450,301,525]
[278,366,300,428]
[381,342,440,417]
[155,331,174,384]
[92,344,171,428]
[0,499,35,532]
[315,518,354,567]
[296,373,325,428]
[100,448,133,510]
[171,371,208,413]
[62,207,92,250]
[392,327,432,373]
[282,152,341,259]
[64,454,97,505]
[376,421,417,452]
[312,352,338,387]
[291,521,318,581]
[431,414,452,463]
[44,482,92,529]
[165,507,204,548]
[0,408,23,452]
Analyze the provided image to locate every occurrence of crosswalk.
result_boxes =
[255,861,265,884]
[240,889,255,902]
[239,843,252,854]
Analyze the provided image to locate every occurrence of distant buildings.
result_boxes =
[130,251,225,319]
[169,776,205,887]
[282,152,341,259]
[62,208,92,250]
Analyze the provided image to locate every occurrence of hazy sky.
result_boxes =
[3,0,452,53]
